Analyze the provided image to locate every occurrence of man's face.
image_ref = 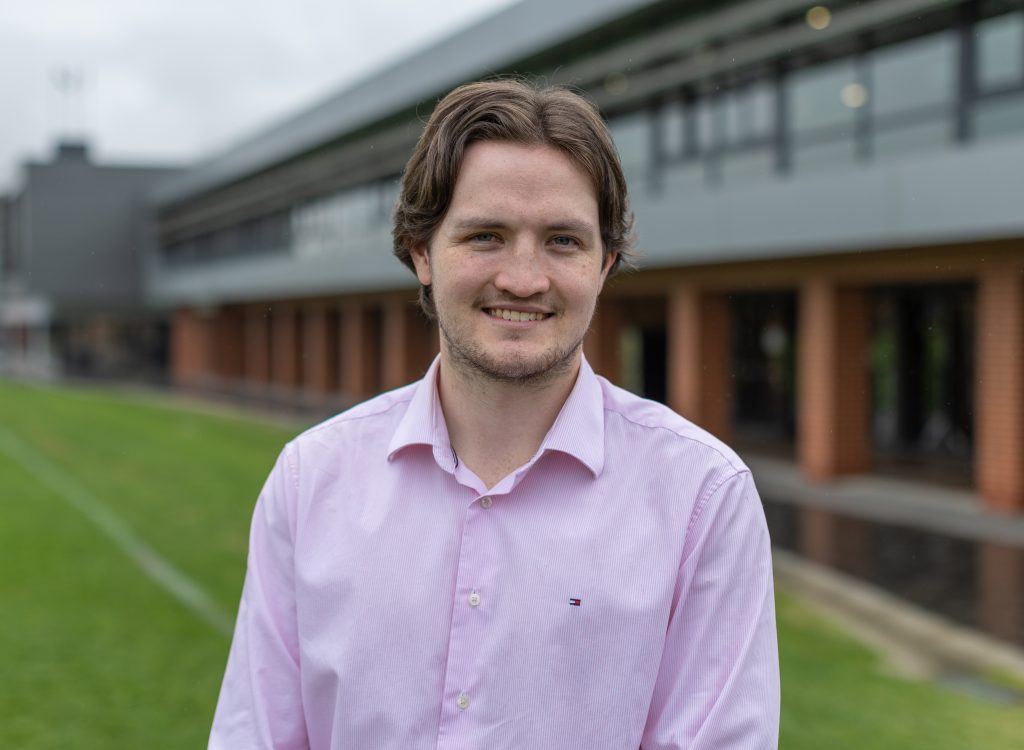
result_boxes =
[411,140,614,385]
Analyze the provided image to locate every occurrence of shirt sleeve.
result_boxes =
[642,470,780,750]
[209,443,310,750]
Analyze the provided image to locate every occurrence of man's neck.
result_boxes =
[436,354,580,490]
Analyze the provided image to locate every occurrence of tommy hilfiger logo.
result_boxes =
[569,598,582,606]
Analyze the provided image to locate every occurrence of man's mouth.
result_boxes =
[484,308,552,322]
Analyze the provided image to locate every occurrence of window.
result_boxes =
[871,31,956,118]
[724,80,775,145]
[789,57,859,134]
[608,112,651,179]
[977,10,1024,91]
[659,99,686,160]
[870,31,957,158]
[787,57,859,173]
[695,97,717,152]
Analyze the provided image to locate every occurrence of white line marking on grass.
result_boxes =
[0,425,234,637]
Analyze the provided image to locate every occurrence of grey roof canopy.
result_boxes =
[151,0,654,208]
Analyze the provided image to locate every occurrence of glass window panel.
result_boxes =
[871,31,956,116]
[660,100,686,158]
[978,12,1024,91]
[750,81,776,138]
[873,119,954,159]
[727,82,776,144]
[973,92,1024,139]
[789,58,859,133]
[720,148,776,184]
[725,90,744,144]
[696,98,716,151]
[609,112,650,172]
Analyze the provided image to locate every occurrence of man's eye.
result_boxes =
[551,235,580,248]
[470,232,499,243]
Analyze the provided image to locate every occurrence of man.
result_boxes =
[210,80,779,749]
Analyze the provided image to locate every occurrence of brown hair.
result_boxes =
[392,78,635,319]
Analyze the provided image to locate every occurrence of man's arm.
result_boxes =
[209,444,309,750]
[642,470,780,750]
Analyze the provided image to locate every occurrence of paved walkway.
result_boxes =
[749,455,1024,548]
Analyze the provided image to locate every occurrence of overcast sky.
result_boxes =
[0,0,518,191]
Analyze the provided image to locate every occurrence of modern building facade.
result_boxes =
[0,142,178,379]
[149,0,1024,645]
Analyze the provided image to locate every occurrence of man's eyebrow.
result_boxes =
[546,220,597,235]
[449,218,510,232]
[449,218,598,235]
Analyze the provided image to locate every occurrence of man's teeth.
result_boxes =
[487,308,547,322]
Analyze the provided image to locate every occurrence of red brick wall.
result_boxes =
[270,304,301,387]
[244,305,271,384]
[798,281,870,480]
[667,285,731,440]
[584,298,622,381]
[213,307,245,380]
[976,270,1024,511]
[341,302,380,400]
[303,303,339,395]
[170,308,213,384]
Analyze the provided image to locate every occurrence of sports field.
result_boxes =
[1,381,1021,749]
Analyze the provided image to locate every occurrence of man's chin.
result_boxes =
[451,346,580,386]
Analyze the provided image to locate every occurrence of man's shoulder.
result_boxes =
[597,376,748,477]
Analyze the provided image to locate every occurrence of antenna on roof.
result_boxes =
[49,65,88,146]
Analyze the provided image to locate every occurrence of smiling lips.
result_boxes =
[484,307,552,322]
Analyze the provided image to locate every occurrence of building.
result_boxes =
[148,0,1024,645]
[0,142,179,379]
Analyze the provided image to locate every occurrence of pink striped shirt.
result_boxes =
[210,356,779,749]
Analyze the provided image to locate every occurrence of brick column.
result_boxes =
[667,284,731,439]
[340,301,380,401]
[978,543,1024,647]
[375,301,440,392]
[302,303,339,395]
[406,307,439,381]
[213,307,245,380]
[584,298,622,382]
[797,281,870,481]
[976,270,1024,512]
[244,305,271,385]
[270,303,301,388]
[170,307,213,384]
[381,298,413,392]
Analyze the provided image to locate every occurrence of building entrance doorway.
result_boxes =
[731,291,798,457]
[871,283,974,486]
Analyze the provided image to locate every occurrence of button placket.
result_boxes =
[436,491,496,747]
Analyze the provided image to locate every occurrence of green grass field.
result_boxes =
[1,381,1021,748]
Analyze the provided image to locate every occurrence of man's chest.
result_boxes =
[290,456,691,749]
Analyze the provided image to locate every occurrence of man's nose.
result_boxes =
[492,241,551,298]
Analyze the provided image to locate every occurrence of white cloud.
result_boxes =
[0,0,516,190]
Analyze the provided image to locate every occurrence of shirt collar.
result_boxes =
[534,356,605,478]
[386,354,606,478]
[386,355,456,471]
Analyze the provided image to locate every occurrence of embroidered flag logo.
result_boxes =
[569,598,582,606]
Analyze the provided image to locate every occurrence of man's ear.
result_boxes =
[410,243,432,285]
[600,250,618,284]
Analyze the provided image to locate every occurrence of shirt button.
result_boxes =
[480,496,493,509]
[457,692,470,710]
[468,592,481,607]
